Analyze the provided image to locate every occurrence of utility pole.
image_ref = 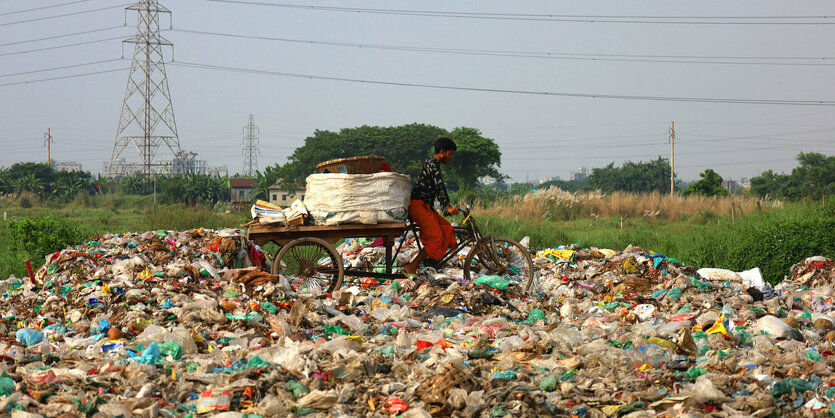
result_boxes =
[43,128,52,166]
[669,121,675,195]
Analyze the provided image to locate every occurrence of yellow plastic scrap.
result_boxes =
[622,259,639,274]
[706,314,732,338]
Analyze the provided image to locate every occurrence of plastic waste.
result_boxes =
[15,328,43,348]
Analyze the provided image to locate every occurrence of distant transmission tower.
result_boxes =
[242,114,260,176]
[109,0,180,178]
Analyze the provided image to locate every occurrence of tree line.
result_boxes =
[0,162,229,206]
[1,125,831,206]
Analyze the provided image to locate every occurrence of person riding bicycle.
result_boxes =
[403,137,460,274]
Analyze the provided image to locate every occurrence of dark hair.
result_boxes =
[434,137,457,153]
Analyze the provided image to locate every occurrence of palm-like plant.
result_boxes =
[13,173,44,196]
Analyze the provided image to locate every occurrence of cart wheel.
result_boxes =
[272,237,344,295]
[463,237,535,293]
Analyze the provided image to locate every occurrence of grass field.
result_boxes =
[1,192,833,286]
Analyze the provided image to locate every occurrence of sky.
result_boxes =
[2,0,835,182]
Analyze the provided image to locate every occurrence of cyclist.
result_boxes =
[403,137,460,274]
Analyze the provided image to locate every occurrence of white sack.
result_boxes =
[305,172,410,225]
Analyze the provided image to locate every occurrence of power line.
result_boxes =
[0,58,122,78]
[170,28,835,66]
[170,61,835,106]
[677,158,798,168]
[0,25,125,47]
[0,0,96,17]
[200,1,835,25]
[0,67,127,88]
[0,3,130,27]
[0,36,125,57]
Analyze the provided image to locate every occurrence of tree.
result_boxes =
[682,169,729,197]
[585,157,673,194]
[445,127,504,191]
[273,124,503,192]
[750,152,835,200]
[750,169,789,199]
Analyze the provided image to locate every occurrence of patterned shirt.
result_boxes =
[411,157,450,209]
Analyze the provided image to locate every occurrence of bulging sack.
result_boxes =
[305,172,410,225]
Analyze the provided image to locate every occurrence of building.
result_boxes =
[268,183,306,206]
[52,161,83,172]
[570,167,589,181]
[230,178,255,204]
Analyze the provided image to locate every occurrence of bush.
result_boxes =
[723,216,835,285]
[7,215,87,262]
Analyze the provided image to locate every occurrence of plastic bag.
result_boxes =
[196,390,232,413]
[15,329,43,348]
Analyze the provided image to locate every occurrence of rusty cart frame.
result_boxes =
[247,209,535,295]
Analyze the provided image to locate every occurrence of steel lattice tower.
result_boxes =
[109,0,180,178]
[242,114,260,176]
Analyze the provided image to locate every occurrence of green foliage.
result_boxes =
[750,152,835,201]
[722,214,835,284]
[585,157,673,194]
[7,215,88,261]
[445,127,504,191]
[269,124,503,191]
[682,169,729,197]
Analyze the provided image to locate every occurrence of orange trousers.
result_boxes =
[408,199,456,260]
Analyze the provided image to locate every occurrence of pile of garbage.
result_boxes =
[1,228,835,417]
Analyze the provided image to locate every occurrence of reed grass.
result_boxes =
[472,187,782,222]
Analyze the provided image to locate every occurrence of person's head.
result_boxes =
[433,137,456,164]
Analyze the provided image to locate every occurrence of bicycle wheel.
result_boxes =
[272,237,344,295]
[463,237,535,292]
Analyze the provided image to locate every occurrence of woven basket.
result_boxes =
[316,156,386,174]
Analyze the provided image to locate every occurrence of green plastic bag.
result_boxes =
[245,356,270,369]
[772,378,812,397]
[683,367,708,380]
[0,373,14,396]
[475,275,509,290]
[522,309,545,324]
[736,330,754,346]
[260,302,279,314]
[539,374,558,392]
[159,342,183,360]
[324,324,349,335]
[288,380,309,398]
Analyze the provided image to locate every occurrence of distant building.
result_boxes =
[207,165,228,177]
[722,178,750,194]
[570,167,588,181]
[230,178,255,204]
[268,183,306,206]
[52,161,82,172]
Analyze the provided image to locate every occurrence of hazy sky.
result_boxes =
[2,0,835,182]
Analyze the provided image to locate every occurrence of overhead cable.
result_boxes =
[0,0,96,17]
[0,67,127,87]
[0,3,130,27]
[0,25,125,47]
[169,61,835,106]
[170,28,835,66]
[0,36,125,57]
[0,58,123,78]
[200,0,835,25]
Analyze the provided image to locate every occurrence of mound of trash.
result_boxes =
[1,228,835,417]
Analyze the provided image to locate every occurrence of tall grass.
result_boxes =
[472,187,782,222]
